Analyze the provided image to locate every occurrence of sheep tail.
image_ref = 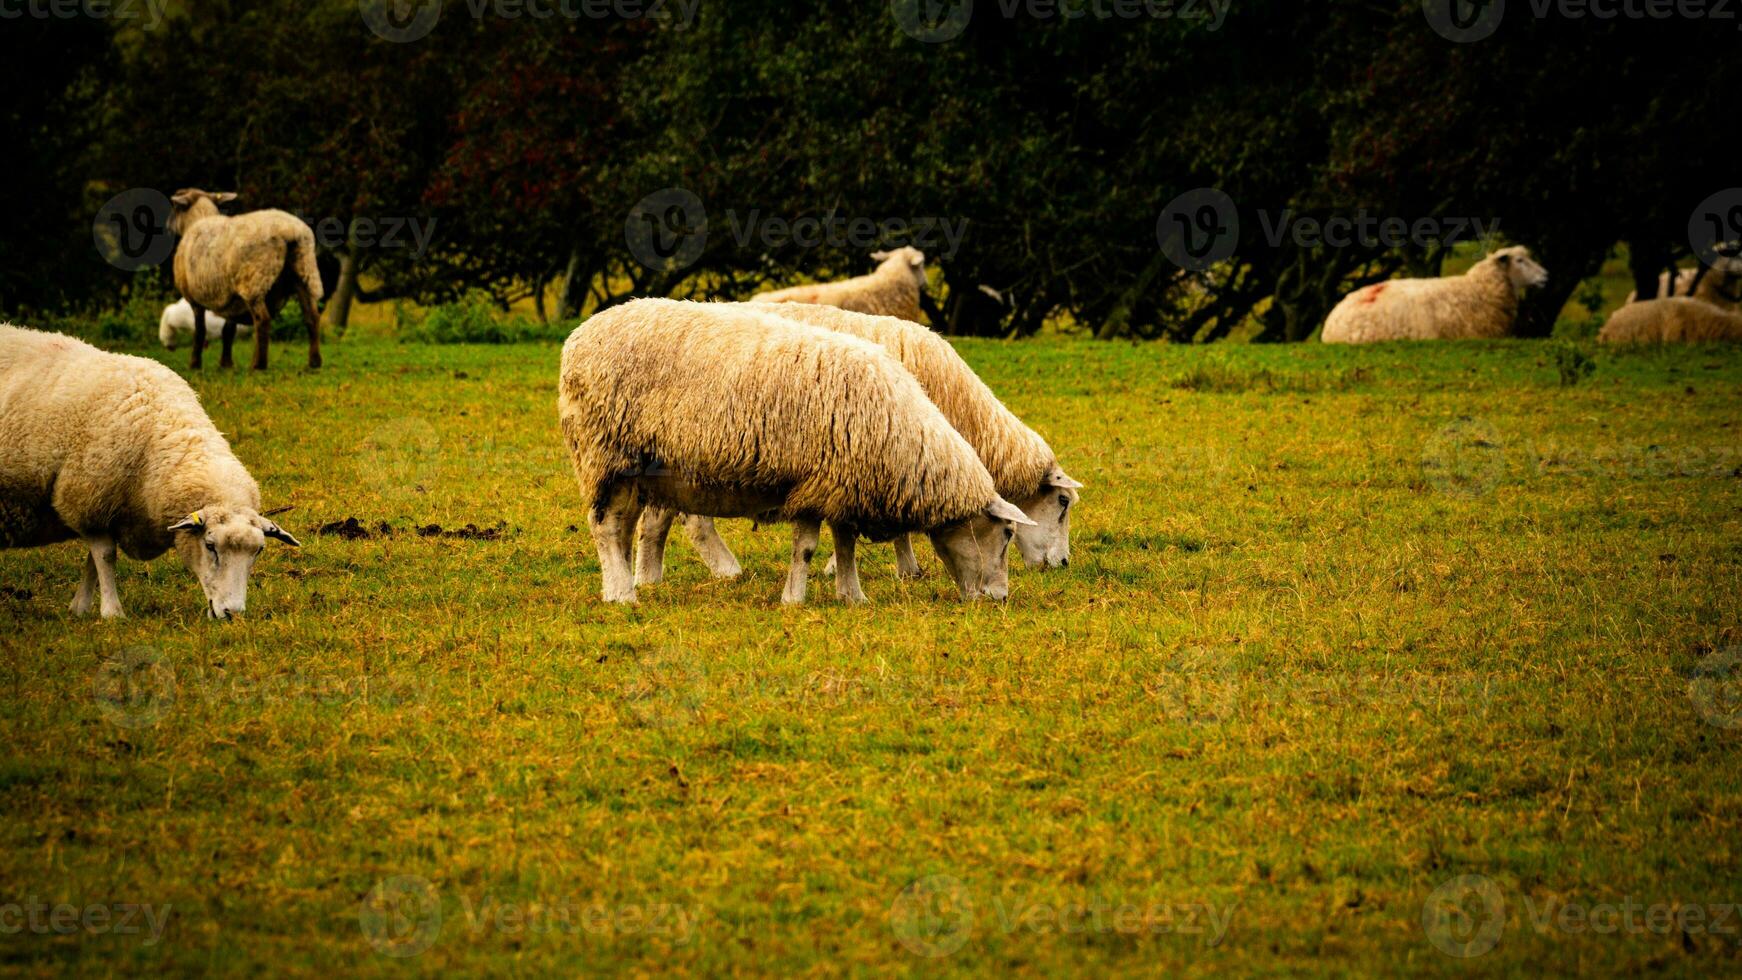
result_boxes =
[288,227,324,303]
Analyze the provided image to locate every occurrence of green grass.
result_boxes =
[2,333,1740,975]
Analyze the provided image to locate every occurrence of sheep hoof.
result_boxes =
[838,590,870,606]
[896,567,926,581]
[308,354,322,370]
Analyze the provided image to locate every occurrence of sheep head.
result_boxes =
[1011,466,1084,570]
[926,496,1038,601]
[168,507,299,619]
[872,246,927,288]
[1488,246,1549,290]
[167,189,239,235]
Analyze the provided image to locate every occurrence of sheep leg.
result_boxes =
[219,320,238,370]
[589,484,640,604]
[829,522,869,605]
[249,300,272,371]
[296,283,322,369]
[781,519,821,605]
[634,504,677,586]
[69,551,96,617]
[681,514,742,579]
[190,305,208,371]
[86,535,124,619]
[892,534,926,580]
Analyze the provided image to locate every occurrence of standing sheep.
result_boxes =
[1321,246,1549,343]
[1598,297,1742,343]
[558,299,1035,605]
[0,325,300,619]
[168,189,324,371]
[1623,256,1741,312]
[751,247,929,324]
[637,303,1082,587]
[159,298,249,351]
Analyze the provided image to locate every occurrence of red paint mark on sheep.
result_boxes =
[1358,283,1389,305]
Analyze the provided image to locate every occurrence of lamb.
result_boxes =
[1598,297,1742,343]
[751,246,928,324]
[557,299,1036,605]
[168,188,324,371]
[0,325,300,619]
[1623,257,1741,312]
[1320,246,1549,343]
[158,298,249,351]
[636,303,1082,587]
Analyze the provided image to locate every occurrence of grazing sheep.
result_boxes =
[751,247,928,324]
[557,299,1036,605]
[168,188,324,371]
[0,325,300,619]
[1623,258,1741,312]
[1598,297,1742,343]
[638,303,1082,586]
[158,298,249,351]
[1321,246,1549,343]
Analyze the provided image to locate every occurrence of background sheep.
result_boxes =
[168,188,324,371]
[751,247,928,324]
[0,325,300,619]
[1598,297,1742,343]
[638,302,1082,587]
[1623,255,1741,312]
[1320,245,1549,343]
[558,299,1035,605]
[159,298,249,351]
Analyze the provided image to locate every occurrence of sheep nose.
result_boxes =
[1059,557,1069,568]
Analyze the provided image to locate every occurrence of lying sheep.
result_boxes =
[1321,246,1548,343]
[558,299,1035,605]
[0,325,300,619]
[159,298,249,351]
[637,303,1082,586]
[752,247,928,324]
[168,188,324,371]
[1598,297,1742,343]
[1623,258,1741,312]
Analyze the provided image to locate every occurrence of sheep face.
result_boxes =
[167,189,239,235]
[168,508,300,619]
[872,247,927,288]
[1493,247,1548,290]
[926,497,1038,601]
[1011,468,1083,569]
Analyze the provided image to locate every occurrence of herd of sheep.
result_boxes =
[1,189,1739,619]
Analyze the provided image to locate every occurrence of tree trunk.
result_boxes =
[326,248,360,335]
[557,246,589,321]
[533,272,548,324]
[1628,238,1670,302]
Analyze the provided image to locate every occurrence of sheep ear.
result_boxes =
[214,192,239,204]
[261,521,301,547]
[170,190,197,207]
[986,497,1037,527]
[870,250,892,261]
[167,511,205,533]
[1045,469,1084,490]
[907,249,926,267]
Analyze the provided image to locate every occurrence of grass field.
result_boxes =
[2,331,1740,975]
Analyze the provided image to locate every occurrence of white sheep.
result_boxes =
[1321,246,1549,343]
[168,188,324,371]
[751,247,928,323]
[637,302,1082,587]
[1598,297,1742,343]
[1623,257,1741,312]
[557,299,1036,605]
[0,325,300,619]
[158,298,249,351]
